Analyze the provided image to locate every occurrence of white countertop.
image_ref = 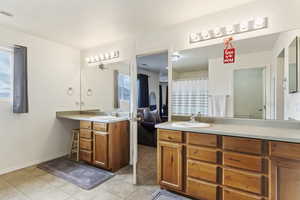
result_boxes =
[156,121,300,143]
[57,113,129,123]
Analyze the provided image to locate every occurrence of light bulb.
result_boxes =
[240,21,249,32]
[104,53,110,60]
[226,25,235,35]
[110,51,115,58]
[94,56,100,62]
[201,30,210,40]
[190,33,201,42]
[99,54,104,61]
[85,57,91,63]
[254,17,266,29]
[214,27,222,37]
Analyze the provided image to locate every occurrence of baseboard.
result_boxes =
[0,153,68,175]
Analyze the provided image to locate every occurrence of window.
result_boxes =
[118,73,130,101]
[0,49,12,100]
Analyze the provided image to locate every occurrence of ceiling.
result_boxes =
[173,33,280,72]
[0,0,256,49]
[137,52,168,74]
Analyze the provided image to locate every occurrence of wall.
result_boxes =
[0,26,81,175]
[137,68,160,109]
[272,29,300,120]
[173,70,208,80]
[208,51,272,118]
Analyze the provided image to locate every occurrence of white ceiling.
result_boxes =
[137,52,168,73]
[173,33,280,72]
[0,0,255,49]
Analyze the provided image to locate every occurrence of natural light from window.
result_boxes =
[0,50,12,99]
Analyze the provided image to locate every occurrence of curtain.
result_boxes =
[159,85,162,116]
[137,74,149,108]
[13,46,28,113]
[172,79,208,115]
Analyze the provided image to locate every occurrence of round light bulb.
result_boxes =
[201,30,210,39]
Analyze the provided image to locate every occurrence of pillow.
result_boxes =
[143,108,156,122]
[150,109,161,123]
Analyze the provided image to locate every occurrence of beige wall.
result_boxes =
[0,25,81,175]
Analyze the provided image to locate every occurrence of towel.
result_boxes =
[209,95,227,117]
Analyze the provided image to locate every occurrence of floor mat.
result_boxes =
[38,157,114,190]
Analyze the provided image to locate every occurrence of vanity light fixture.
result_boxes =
[189,17,268,44]
[86,50,120,64]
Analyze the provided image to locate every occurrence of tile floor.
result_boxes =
[0,164,159,200]
[137,145,157,185]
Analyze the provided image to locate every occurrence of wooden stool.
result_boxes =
[69,129,80,161]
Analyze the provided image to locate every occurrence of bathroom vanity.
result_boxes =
[156,120,300,200]
[57,111,130,172]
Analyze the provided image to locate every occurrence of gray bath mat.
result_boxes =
[38,157,114,190]
[152,190,192,200]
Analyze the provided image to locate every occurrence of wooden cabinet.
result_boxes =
[79,120,129,172]
[157,129,300,200]
[157,141,183,191]
[186,178,218,200]
[270,142,300,200]
[93,131,108,168]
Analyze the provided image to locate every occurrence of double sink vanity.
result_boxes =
[57,111,130,172]
[156,119,300,200]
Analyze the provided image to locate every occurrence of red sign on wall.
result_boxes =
[224,48,235,64]
[224,37,235,64]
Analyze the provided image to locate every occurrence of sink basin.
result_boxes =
[171,121,211,128]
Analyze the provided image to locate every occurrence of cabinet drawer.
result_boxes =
[223,136,262,155]
[223,168,263,194]
[186,178,217,200]
[80,121,92,129]
[80,150,92,163]
[80,138,93,150]
[93,122,107,131]
[187,146,217,163]
[187,160,218,183]
[187,132,217,147]
[223,189,263,200]
[223,152,263,172]
[80,129,93,139]
[270,141,300,161]
[158,129,183,143]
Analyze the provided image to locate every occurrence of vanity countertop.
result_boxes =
[56,111,129,123]
[156,121,300,143]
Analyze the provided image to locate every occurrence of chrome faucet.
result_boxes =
[190,112,202,123]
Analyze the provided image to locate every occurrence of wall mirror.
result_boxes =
[80,61,131,113]
[288,37,298,93]
[172,29,300,121]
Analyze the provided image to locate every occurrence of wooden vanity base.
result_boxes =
[157,129,300,200]
[79,120,129,172]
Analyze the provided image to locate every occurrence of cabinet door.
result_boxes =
[158,141,183,191]
[270,158,300,200]
[93,131,109,169]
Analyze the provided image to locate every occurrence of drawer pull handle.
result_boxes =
[168,136,173,140]
[229,158,241,162]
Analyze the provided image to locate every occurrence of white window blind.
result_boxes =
[172,79,208,115]
[0,49,12,100]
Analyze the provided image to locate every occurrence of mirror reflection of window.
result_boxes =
[288,37,298,93]
[118,73,130,102]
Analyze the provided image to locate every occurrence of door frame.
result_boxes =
[131,48,172,184]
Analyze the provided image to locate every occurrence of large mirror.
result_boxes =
[289,37,298,93]
[81,61,131,113]
[172,29,300,120]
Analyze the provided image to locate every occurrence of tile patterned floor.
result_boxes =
[137,145,157,185]
[0,164,159,200]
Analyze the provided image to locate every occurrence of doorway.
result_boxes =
[233,67,266,119]
[134,51,169,185]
